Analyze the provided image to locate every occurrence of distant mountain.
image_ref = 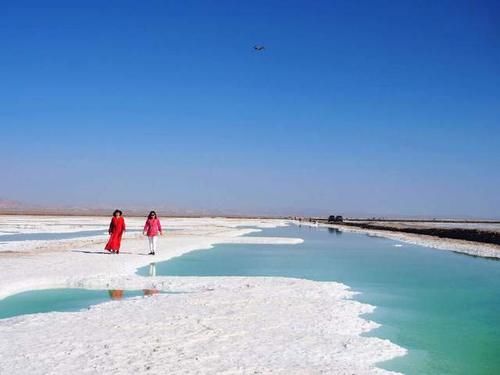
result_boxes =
[0,199,24,209]
[0,199,255,217]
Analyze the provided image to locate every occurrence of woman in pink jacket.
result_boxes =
[143,211,163,255]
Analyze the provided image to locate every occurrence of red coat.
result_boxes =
[105,216,125,252]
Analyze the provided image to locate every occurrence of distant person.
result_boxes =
[143,211,163,255]
[105,209,126,254]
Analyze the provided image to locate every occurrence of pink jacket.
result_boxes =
[144,218,162,237]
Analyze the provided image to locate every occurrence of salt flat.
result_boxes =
[0,216,405,374]
[321,222,500,259]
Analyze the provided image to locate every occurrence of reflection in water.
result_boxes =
[149,262,156,277]
[108,288,160,299]
[328,227,342,235]
[108,290,124,300]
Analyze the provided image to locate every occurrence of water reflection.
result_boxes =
[328,227,342,235]
[107,288,159,300]
[149,262,156,277]
[108,290,124,300]
[143,289,159,296]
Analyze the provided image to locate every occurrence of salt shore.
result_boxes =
[321,223,500,259]
[0,216,405,374]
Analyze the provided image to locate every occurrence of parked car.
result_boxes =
[328,215,343,223]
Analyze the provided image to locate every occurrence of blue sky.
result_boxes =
[1,0,499,217]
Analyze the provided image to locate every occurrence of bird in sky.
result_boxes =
[253,45,265,51]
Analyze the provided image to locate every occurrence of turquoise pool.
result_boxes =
[0,288,159,319]
[137,225,500,375]
[0,229,142,242]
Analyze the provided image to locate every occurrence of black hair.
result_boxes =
[148,211,157,219]
[113,209,123,216]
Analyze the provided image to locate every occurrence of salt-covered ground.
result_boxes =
[0,215,114,235]
[317,222,500,259]
[356,220,500,233]
[0,216,405,374]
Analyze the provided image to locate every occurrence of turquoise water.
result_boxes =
[0,229,142,242]
[137,225,500,375]
[0,230,107,242]
[0,288,155,319]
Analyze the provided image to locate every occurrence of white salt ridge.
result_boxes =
[0,216,406,374]
[0,277,405,375]
[219,236,304,245]
[320,223,500,259]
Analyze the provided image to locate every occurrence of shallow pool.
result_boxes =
[0,229,143,242]
[138,225,500,375]
[0,288,161,319]
[0,230,108,242]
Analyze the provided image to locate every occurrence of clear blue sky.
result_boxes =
[1,0,499,218]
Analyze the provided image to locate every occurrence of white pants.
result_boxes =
[148,236,158,252]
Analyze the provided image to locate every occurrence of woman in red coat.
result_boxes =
[105,209,125,254]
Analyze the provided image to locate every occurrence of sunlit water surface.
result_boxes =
[137,225,500,375]
[0,288,161,319]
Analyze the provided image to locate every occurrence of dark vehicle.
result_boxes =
[328,215,343,223]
